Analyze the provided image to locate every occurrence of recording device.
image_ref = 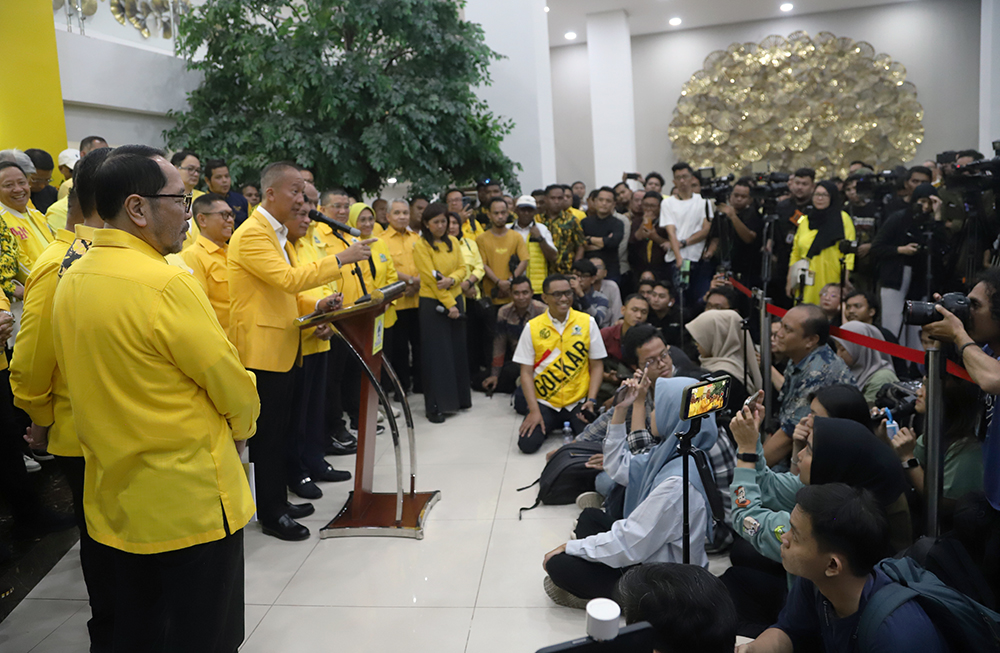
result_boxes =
[625,172,642,180]
[937,151,958,165]
[853,170,899,198]
[433,270,444,281]
[749,172,790,209]
[308,209,362,237]
[946,156,1000,192]
[434,304,466,319]
[904,292,970,326]
[839,239,859,255]
[462,195,474,209]
[679,376,732,421]
[695,167,735,203]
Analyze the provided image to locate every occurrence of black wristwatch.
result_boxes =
[736,452,759,463]
[902,458,920,469]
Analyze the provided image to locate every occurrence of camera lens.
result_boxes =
[903,301,940,326]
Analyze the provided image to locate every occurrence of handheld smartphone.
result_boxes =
[679,376,732,421]
[612,360,652,407]
[536,622,654,653]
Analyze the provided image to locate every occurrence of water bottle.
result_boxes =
[884,408,898,440]
[563,420,573,444]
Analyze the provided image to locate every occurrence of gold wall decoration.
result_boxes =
[668,31,924,179]
[57,0,191,39]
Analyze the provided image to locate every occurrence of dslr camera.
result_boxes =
[904,292,971,326]
[694,167,734,203]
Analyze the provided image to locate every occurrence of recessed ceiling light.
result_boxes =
[387,177,398,184]
[780,3,794,11]
[544,5,549,12]
[565,31,577,40]
[669,17,682,26]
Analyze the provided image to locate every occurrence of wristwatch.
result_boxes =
[902,458,920,469]
[736,452,759,463]
[680,239,688,248]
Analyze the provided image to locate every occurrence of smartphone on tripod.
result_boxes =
[679,376,732,420]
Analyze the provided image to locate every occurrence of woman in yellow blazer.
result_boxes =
[414,203,471,423]
[786,180,855,305]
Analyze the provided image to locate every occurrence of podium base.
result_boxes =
[320,490,441,539]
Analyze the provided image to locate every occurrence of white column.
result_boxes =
[586,10,636,187]
[463,0,557,191]
[980,0,1000,155]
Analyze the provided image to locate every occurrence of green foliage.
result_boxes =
[164,0,520,195]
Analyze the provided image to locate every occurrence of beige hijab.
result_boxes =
[684,309,763,393]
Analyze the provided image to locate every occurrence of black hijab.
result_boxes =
[809,383,873,431]
[810,417,907,507]
[805,180,846,258]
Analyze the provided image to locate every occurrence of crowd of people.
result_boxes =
[1,134,1000,652]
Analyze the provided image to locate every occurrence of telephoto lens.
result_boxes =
[903,292,970,326]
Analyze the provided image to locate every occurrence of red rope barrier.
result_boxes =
[726,277,973,382]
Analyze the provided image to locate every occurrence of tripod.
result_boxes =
[676,416,703,565]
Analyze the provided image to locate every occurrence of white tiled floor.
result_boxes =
[0,396,731,653]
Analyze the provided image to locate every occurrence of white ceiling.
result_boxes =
[546,0,919,46]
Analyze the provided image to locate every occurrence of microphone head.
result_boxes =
[308,209,362,237]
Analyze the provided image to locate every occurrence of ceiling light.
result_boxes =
[544,6,549,12]
[669,17,682,26]
[387,177,397,184]
[780,3,794,11]
[564,31,577,40]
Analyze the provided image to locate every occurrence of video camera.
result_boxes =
[694,167,735,203]
[749,171,790,199]
[944,156,1000,193]
[853,170,900,198]
[903,292,971,326]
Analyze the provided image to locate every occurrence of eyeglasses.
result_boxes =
[141,193,193,213]
[178,166,201,174]
[546,290,574,299]
[201,210,235,220]
[644,349,672,366]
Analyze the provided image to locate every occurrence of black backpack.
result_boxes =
[517,441,603,518]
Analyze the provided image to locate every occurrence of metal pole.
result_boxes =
[756,288,773,427]
[925,347,945,537]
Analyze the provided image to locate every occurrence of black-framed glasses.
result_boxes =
[200,210,235,220]
[546,290,574,299]
[140,193,193,213]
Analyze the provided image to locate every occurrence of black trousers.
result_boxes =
[93,530,245,653]
[388,308,421,394]
[0,368,37,526]
[288,353,329,482]
[247,367,297,525]
[720,537,789,638]
[512,387,587,454]
[56,455,116,652]
[471,360,520,395]
[465,297,492,376]
[418,297,471,415]
[547,508,631,600]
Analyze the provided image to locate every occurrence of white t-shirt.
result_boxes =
[658,193,714,263]
[511,221,556,250]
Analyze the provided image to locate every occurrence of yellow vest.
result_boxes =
[520,234,547,293]
[528,309,592,409]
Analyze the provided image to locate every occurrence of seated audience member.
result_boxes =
[586,253,622,317]
[180,193,234,330]
[511,195,557,294]
[479,276,544,395]
[204,158,250,227]
[636,278,655,303]
[818,282,846,326]
[766,304,855,467]
[601,293,650,362]
[704,284,740,312]
[241,182,260,208]
[570,258,611,327]
[513,274,606,453]
[831,321,900,404]
[541,375,717,606]
[891,375,983,511]
[684,309,763,407]
[807,383,874,427]
[646,279,684,345]
[24,149,57,214]
[0,161,54,285]
[616,563,738,653]
[580,186,625,281]
[738,484,947,653]
[477,196,528,306]
[844,288,909,378]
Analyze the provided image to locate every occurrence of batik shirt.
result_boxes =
[778,345,855,436]
[541,210,585,275]
[0,227,19,299]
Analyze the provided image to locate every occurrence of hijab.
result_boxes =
[805,180,845,258]
[810,417,907,506]
[623,377,719,536]
[347,202,384,236]
[831,321,896,388]
[810,383,872,429]
[684,309,763,394]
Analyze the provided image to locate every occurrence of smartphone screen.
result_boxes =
[679,376,732,421]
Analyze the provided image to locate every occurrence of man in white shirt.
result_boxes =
[659,162,714,305]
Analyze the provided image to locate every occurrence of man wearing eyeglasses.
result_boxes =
[170,150,206,250]
[180,193,235,330]
[512,274,607,454]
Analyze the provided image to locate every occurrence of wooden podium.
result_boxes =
[297,282,440,539]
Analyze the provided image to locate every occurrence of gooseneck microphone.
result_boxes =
[308,209,361,237]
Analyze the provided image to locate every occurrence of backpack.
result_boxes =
[900,535,997,610]
[517,441,602,518]
[856,556,1000,651]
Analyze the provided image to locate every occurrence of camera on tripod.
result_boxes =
[904,292,970,326]
[749,172,790,200]
[945,156,1000,192]
[854,170,899,198]
[694,167,734,203]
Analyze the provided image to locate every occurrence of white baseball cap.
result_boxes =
[515,195,537,209]
[58,148,81,169]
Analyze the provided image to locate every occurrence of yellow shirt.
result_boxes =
[180,189,206,251]
[789,211,856,305]
[476,228,529,305]
[414,236,467,308]
[294,233,334,356]
[180,235,230,331]
[370,237,399,327]
[45,196,69,232]
[461,216,485,241]
[457,236,485,300]
[9,229,79,456]
[312,223,371,305]
[0,203,55,283]
[53,228,259,554]
[57,177,73,201]
[569,207,587,223]
[383,226,420,311]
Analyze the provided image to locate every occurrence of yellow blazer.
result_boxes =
[228,209,343,372]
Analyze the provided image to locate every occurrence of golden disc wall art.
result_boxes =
[668,31,924,179]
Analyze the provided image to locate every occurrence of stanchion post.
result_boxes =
[925,347,945,537]
[755,288,773,429]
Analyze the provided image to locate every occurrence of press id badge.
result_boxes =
[804,269,816,286]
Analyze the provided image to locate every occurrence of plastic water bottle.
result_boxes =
[563,420,573,444]
[884,408,898,441]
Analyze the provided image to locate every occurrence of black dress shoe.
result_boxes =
[286,502,315,519]
[289,477,322,500]
[313,466,351,483]
[261,514,310,541]
[426,411,445,424]
[326,438,358,456]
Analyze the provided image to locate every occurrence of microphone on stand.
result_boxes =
[308,210,361,237]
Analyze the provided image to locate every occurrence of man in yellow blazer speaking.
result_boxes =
[228,161,375,541]
[52,145,260,652]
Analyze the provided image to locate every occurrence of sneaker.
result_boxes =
[378,411,385,423]
[542,576,588,609]
[575,491,604,511]
[30,448,54,462]
[347,424,386,437]
[23,454,41,473]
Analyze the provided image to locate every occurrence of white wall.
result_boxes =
[555,0,982,184]
[550,44,595,188]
